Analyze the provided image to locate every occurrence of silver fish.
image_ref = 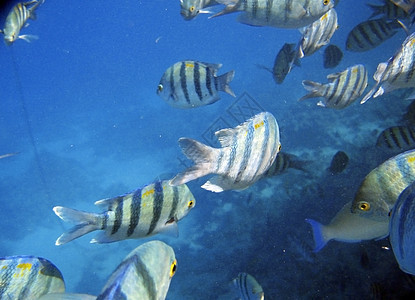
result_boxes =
[0,0,43,45]
[53,180,196,244]
[180,0,219,20]
[157,60,235,109]
[361,32,415,103]
[0,255,65,299]
[300,64,368,109]
[211,0,337,29]
[171,112,281,192]
[232,272,264,300]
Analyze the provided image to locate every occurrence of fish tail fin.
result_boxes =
[53,206,103,246]
[360,85,380,104]
[299,80,324,101]
[170,138,218,186]
[305,218,328,252]
[217,70,236,97]
[366,4,383,19]
[208,0,239,18]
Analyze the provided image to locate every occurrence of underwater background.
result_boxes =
[1,0,415,298]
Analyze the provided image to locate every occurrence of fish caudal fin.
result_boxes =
[170,138,218,186]
[217,70,236,97]
[305,218,328,252]
[299,80,324,101]
[53,206,103,246]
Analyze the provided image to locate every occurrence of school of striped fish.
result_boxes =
[5,0,415,298]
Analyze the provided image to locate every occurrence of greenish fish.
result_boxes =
[351,149,415,222]
[232,272,264,300]
[0,255,65,299]
[53,180,195,245]
[376,125,415,151]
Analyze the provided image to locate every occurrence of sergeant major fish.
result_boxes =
[0,0,44,45]
[361,32,415,103]
[263,151,310,177]
[210,0,337,29]
[53,180,196,245]
[180,0,219,20]
[0,255,65,299]
[323,44,343,69]
[351,149,415,223]
[376,125,415,151]
[299,64,368,109]
[232,272,264,300]
[157,60,235,109]
[170,112,281,192]
[368,0,409,20]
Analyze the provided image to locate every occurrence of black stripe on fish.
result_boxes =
[18,262,38,299]
[400,126,411,145]
[147,181,164,235]
[168,186,179,221]
[368,20,384,44]
[358,24,375,47]
[1,260,17,296]
[213,73,219,93]
[326,72,342,103]
[266,0,273,22]
[127,188,141,237]
[235,119,254,183]
[206,67,214,96]
[180,62,191,104]
[284,0,293,25]
[242,0,248,11]
[226,134,238,175]
[111,197,123,235]
[333,67,352,106]
[215,150,224,173]
[254,116,270,179]
[194,62,203,101]
[169,66,176,101]
[252,0,258,19]
[241,273,249,298]
[390,128,402,148]
[350,30,366,50]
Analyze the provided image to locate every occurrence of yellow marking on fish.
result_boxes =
[13,263,32,277]
[142,188,155,198]
[185,63,194,68]
[352,68,358,74]
[407,156,415,163]
[254,121,264,130]
[1,266,7,270]
[321,12,328,21]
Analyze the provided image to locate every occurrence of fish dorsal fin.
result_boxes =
[215,128,236,147]
[94,195,125,209]
[200,62,222,72]
[326,71,343,82]
[374,62,388,82]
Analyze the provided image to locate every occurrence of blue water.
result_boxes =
[1,0,414,299]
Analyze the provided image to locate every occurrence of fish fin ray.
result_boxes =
[217,70,236,97]
[299,80,324,101]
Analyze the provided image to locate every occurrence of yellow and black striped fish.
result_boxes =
[263,152,310,177]
[346,18,401,52]
[0,255,65,299]
[368,0,409,20]
[323,44,343,69]
[376,126,415,151]
[300,64,368,109]
[157,60,235,109]
[0,0,44,45]
[53,180,196,245]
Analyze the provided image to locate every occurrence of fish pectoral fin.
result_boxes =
[160,220,179,237]
[19,34,38,43]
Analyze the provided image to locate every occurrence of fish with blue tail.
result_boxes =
[210,0,337,29]
[376,125,415,151]
[180,0,219,20]
[53,180,196,245]
[361,32,415,103]
[300,64,368,109]
[232,272,264,300]
[351,149,415,223]
[170,112,281,192]
[0,255,65,299]
[323,44,343,69]
[368,0,409,20]
[157,60,235,109]
[0,0,44,45]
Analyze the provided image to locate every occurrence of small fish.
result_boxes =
[328,150,349,174]
[53,180,196,245]
[351,149,415,222]
[361,32,415,103]
[0,152,19,159]
[180,0,219,20]
[376,126,415,151]
[170,112,281,192]
[323,44,343,69]
[306,201,389,252]
[211,0,337,29]
[157,60,235,109]
[232,272,264,300]
[257,43,299,84]
[367,0,409,20]
[0,255,65,299]
[346,18,401,52]
[403,99,415,125]
[0,0,44,45]
[390,181,415,275]
[263,151,310,177]
[300,64,368,109]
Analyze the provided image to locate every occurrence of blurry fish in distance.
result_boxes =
[376,126,415,151]
[180,0,219,20]
[170,112,281,192]
[0,255,65,299]
[390,0,415,13]
[263,151,310,177]
[0,0,44,45]
[210,0,337,29]
[53,180,196,245]
[305,201,389,252]
[328,151,349,174]
[367,0,409,20]
[300,64,368,109]
[232,272,264,300]
[403,99,415,125]
[157,60,235,109]
[323,44,343,69]
[0,152,19,159]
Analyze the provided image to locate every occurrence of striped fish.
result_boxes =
[391,0,415,13]
[351,149,415,223]
[157,60,235,109]
[323,44,343,69]
[263,151,310,177]
[346,18,401,52]
[170,112,281,192]
[211,0,337,29]
[361,32,415,103]
[299,64,368,109]
[376,126,415,151]
[0,0,44,45]
[0,256,65,299]
[180,0,219,20]
[294,9,338,59]
[368,0,409,20]
[232,272,264,300]
[53,180,196,245]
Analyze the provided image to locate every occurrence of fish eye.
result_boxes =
[323,0,330,5]
[157,84,163,92]
[188,200,195,208]
[359,202,370,211]
[170,259,177,277]
[189,6,195,12]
